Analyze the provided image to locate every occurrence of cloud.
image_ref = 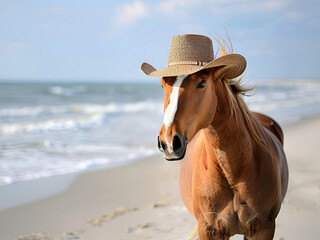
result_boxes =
[263,0,288,11]
[113,1,148,27]
[156,0,196,18]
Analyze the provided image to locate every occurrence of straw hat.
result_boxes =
[140,34,246,79]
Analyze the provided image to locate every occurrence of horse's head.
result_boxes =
[141,34,247,160]
[157,68,219,161]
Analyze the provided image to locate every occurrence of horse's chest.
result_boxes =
[200,194,261,237]
[190,147,263,236]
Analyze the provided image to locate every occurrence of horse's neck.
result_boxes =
[207,88,255,182]
[212,107,250,152]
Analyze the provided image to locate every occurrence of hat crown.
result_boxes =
[167,34,214,66]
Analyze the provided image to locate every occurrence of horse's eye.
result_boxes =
[197,80,206,89]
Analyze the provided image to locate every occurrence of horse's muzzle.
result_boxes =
[157,133,187,161]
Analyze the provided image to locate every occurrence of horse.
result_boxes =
[156,46,289,239]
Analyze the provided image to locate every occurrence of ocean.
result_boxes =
[0,80,320,186]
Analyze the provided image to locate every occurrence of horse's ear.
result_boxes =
[209,66,227,81]
[210,65,241,81]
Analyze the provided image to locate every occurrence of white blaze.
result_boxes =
[163,75,188,145]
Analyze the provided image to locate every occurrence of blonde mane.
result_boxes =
[214,33,272,156]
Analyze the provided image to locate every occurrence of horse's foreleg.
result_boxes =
[245,221,275,240]
[197,216,230,240]
[197,217,215,240]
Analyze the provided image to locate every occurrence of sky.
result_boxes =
[0,0,319,82]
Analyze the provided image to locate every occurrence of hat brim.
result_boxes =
[141,54,246,79]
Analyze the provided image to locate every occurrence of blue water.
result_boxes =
[0,80,319,186]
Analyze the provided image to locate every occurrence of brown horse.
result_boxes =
[156,60,288,238]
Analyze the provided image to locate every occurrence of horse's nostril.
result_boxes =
[157,135,166,152]
[157,135,162,151]
[173,134,183,152]
[158,135,162,149]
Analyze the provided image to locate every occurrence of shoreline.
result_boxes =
[0,155,157,211]
[0,115,319,239]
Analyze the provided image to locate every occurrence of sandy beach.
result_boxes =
[0,116,319,240]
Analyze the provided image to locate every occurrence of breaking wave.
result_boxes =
[0,101,161,117]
